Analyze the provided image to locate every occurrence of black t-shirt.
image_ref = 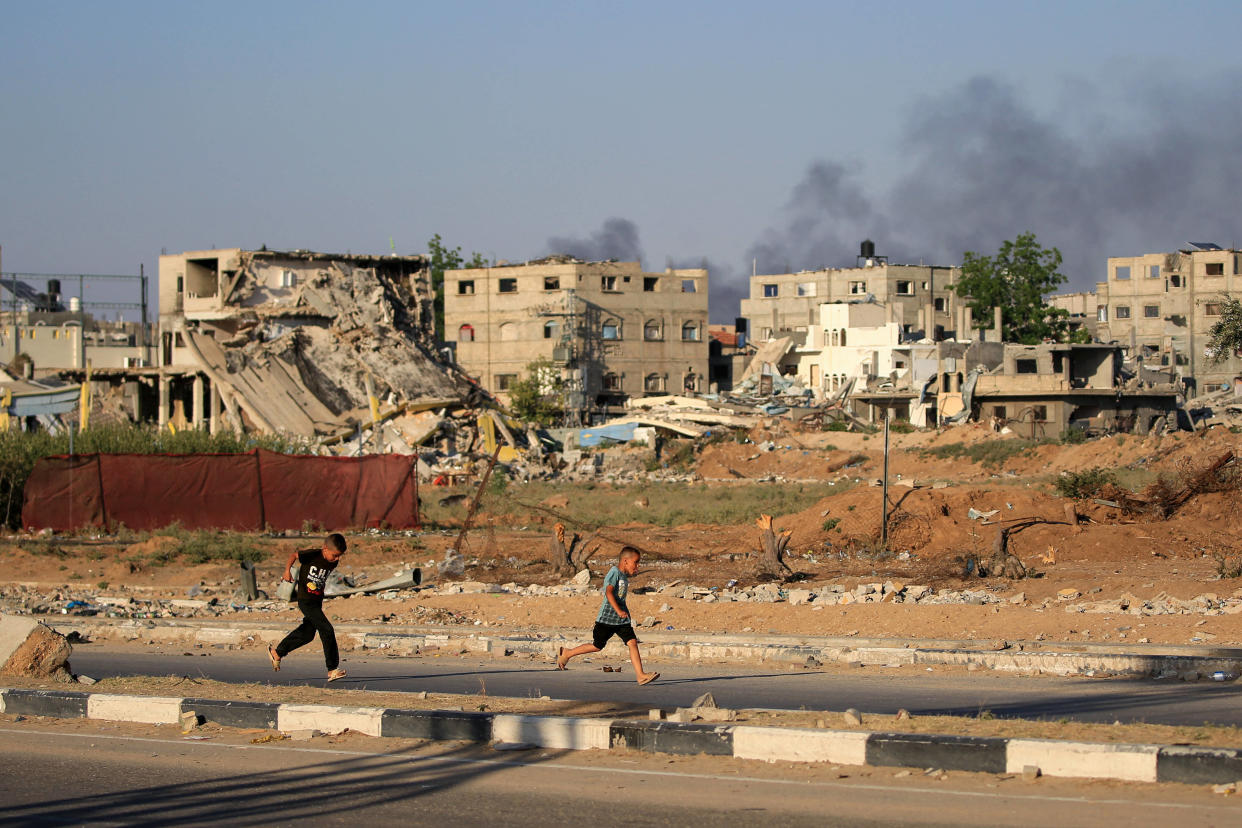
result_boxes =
[296,549,338,602]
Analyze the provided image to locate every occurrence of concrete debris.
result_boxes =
[174,250,482,443]
[691,692,718,709]
[324,569,421,598]
[0,615,73,681]
[842,708,863,726]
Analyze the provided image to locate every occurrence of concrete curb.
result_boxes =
[4,687,1241,785]
[43,615,1242,680]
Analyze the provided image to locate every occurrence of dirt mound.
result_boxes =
[776,485,1070,560]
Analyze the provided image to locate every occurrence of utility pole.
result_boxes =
[880,407,891,550]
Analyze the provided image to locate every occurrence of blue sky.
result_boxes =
[4,1,1242,321]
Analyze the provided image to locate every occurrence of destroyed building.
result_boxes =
[444,257,709,423]
[707,324,751,392]
[968,343,1182,436]
[157,248,474,438]
[842,338,1004,426]
[847,342,1178,434]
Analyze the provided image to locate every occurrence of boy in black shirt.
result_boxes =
[268,533,348,681]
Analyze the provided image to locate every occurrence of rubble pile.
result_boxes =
[178,251,481,443]
[1067,591,1242,617]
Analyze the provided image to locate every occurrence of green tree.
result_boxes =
[506,357,563,426]
[953,232,1071,344]
[1206,295,1242,363]
[427,234,487,341]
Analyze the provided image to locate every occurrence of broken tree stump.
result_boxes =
[548,523,597,577]
[754,513,793,580]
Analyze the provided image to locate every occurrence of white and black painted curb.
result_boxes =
[4,687,1241,785]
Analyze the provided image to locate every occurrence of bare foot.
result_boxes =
[637,672,660,686]
[327,668,347,682]
[268,645,281,672]
[556,646,568,670]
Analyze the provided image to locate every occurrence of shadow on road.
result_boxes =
[916,679,1242,721]
[0,742,568,827]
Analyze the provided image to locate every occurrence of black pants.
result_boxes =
[277,600,339,670]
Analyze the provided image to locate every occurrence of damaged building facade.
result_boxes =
[444,257,709,422]
[969,343,1182,436]
[1059,244,1242,396]
[847,342,1178,434]
[739,251,966,344]
[158,248,472,437]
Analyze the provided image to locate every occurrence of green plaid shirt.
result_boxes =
[596,565,629,625]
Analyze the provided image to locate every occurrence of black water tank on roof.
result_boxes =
[735,317,748,334]
[860,239,876,259]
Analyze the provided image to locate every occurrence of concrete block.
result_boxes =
[88,694,183,724]
[0,616,71,679]
[0,688,89,718]
[1006,739,1158,782]
[733,726,868,765]
[183,698,278,730]
[278,704,384,736]
[380,709,493,741]
[608,721,734,756]
[866,732,1007,773]
[0,616,40,666]
[1157,745,1242,785]
[856,648,915,666]
[492,715,612,751]
[195,628,245,645]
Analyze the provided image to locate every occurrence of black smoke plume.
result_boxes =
[546,218,644,264]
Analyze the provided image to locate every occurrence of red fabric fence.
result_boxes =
[22,450,419,532]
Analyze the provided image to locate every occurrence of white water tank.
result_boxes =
[68,296,81,312]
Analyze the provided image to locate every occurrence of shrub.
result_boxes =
[918,440,1040,469]
[1054,467,1117,500]
[889,420,916,434]
[826,421,849,432]
[177,531,265,564]
[1060,426,1088,444]
[822,517,841,532]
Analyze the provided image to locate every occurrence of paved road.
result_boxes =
[1,723,1237,827]
[69,645,1242,726]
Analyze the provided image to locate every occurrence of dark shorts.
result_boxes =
[593,621,636,649]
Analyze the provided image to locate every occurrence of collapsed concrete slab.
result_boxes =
[0,615,73,682]
[158,248,482,438]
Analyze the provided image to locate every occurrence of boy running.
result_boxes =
[556,546,660,685]
[268,533,348,681]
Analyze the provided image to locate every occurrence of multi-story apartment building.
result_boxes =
[739,259,965,344]
[1096,244,1242,394]
[444,257,709,422]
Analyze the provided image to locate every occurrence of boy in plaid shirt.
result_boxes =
[556,546,659,685]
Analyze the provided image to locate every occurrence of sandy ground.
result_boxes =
[4,426,1242,650]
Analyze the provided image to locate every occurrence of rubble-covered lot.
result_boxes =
[4,426,1242,650]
